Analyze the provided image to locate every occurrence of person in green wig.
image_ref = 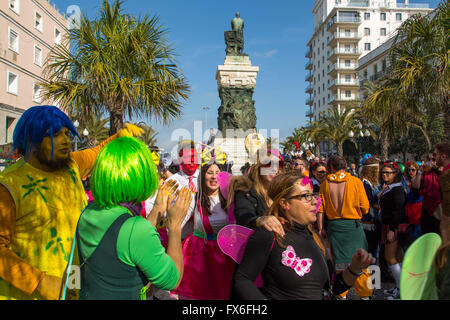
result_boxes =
[76,137,192,300]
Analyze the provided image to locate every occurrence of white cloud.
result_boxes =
[253,49,278,58]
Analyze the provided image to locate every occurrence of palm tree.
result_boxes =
[68,110,109,148]
[316,106,361,157]
[41,0,190,136]
[135,122,158,147]
[388,2,449,141]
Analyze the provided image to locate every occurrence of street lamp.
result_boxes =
[202,106,210,134]
[73,120,80,151]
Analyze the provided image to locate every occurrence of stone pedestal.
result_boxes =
[216,55,259,135]
[213,137,248,175]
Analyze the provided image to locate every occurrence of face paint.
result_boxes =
[179,148,199,176]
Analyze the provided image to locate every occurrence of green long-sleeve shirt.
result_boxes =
[77,204,179,290]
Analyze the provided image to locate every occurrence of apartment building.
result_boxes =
[305,0,432,119]
[0,0,69,145]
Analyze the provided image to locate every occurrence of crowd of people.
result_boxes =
[0,105,449,300]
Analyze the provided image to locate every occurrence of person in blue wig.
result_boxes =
[0,105,144,300]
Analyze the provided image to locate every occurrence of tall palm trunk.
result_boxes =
[337,142,344,156]
[109,109,123,136]
[380,132,390,161]
[444,95,450,143]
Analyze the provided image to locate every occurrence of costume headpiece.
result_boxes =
[13,105,79,159]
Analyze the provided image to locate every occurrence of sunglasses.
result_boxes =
[294,163,305,167]
[407,168,416,172]
[316,170,327,174]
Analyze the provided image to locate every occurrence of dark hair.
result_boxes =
[309,161,327,178]
[328,155,347,172]
[404,161,420,181]
[198,163,226,216]
[380,162,402,183]
[267,171,326,256]
[436,142,450,158]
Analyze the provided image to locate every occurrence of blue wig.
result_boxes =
[13,105,80,159]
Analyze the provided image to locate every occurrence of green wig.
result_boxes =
[91,136,159,207]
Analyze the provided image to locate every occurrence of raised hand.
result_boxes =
[166,186,192,230]
[349,248,376,274]
[147,179,179,226]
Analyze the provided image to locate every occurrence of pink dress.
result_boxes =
[173,197,235,300]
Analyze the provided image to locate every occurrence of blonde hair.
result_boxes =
[360,157,380,187]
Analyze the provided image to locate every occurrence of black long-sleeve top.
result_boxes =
[231,222,351,300]
[379,185,408,231]
[233,188,268,229]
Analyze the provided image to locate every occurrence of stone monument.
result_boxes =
[214,12,261,174]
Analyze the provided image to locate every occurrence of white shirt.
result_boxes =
[193,194,228,234]
[145,169,199,239]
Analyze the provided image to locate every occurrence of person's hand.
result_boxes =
[118,123,144,138]
[349,249,375,274]
[166,186,192,230]
[387,230,395,243]
[36,274,62,300]
[257,216,285,237]
[152,180,179,215]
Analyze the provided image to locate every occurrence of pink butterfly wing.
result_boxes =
[217,171,232,200]
[281,246,296,267]
[217,224,254,263]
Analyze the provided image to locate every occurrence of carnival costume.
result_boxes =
[0,105,143,300]
[174,149,235,300]
[75,137,179,300]
[318,171,373,298]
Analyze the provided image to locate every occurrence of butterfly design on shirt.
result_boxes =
[281,246,312,277]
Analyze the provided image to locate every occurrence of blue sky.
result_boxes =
[51,0,441,153]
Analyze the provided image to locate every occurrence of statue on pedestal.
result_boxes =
[225,12,245,56]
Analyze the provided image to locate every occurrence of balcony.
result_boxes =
[305,71,313,82]
[327,63,358,76]
[305,47,312,58]
[305,59,313,70]
[327,47,362,61]
[327,32,362,47]
[306,96,314,105]
[305,83,313,94]
[396,3,429,8]
[306,109,314,118]
[328,94,359,104]
[327,16,361,32]
[327,79,360,90]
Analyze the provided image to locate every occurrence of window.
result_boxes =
[35,11,43,32]
[345,75,351,82]
[9,0,20,14]
[380,12,386,21]
[34,45,42,66]
[33,83,42,103]
[364,27,370,36]
[7,71,18,95]
[363,69,368,79]
[345,60,351,67]
[380,28,386,36]
[396,13,402,21]
[364,12,370,20]
[323,97,325,104]
[382,59,387,72]
[345,29,351,37]
[8,28,19,53]
[345,44,351,52]
[364,43,371,51]
[55,28,61,44]
[345,90,351,98]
